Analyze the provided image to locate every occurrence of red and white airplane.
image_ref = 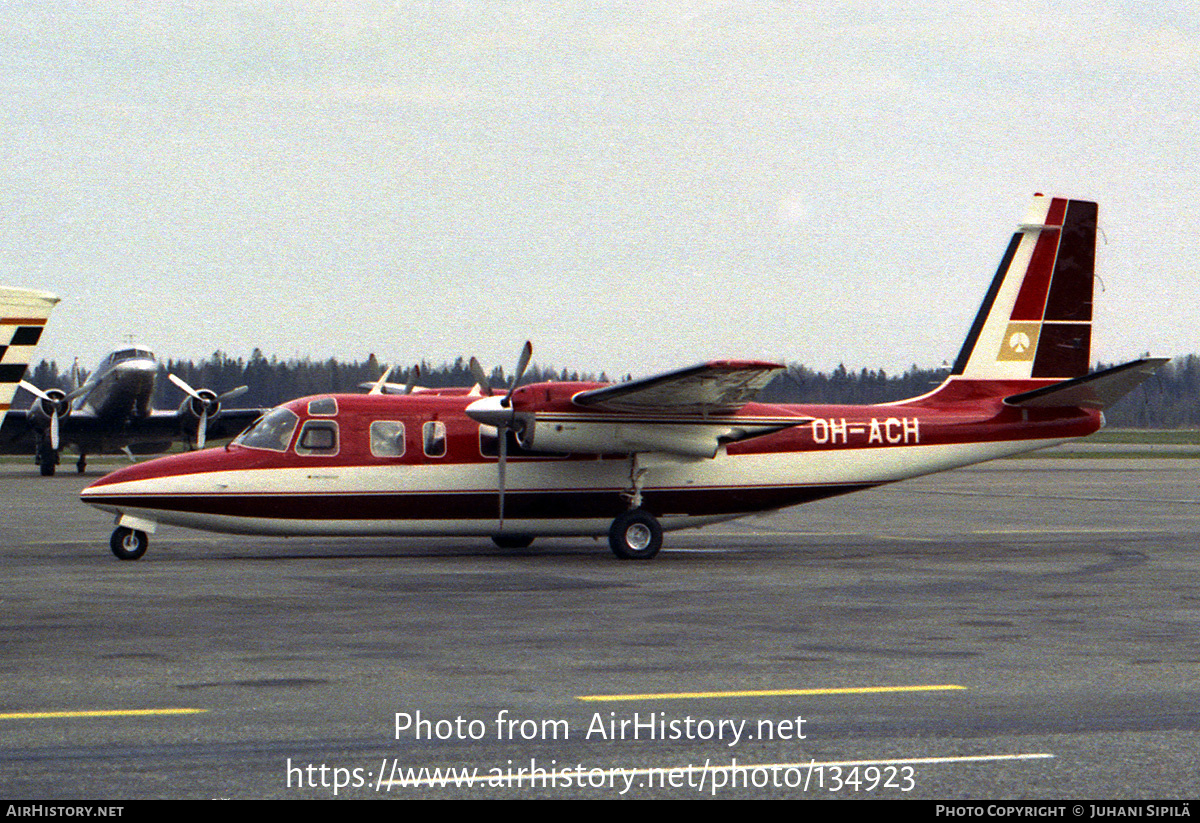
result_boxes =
[81,195,1165,561]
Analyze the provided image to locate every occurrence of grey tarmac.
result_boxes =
[0,455,1197,799]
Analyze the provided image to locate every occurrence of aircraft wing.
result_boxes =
[495,360,807,460]
[0,407,265,455]
[122,408,266,447]
[1003,357,1169,410]
[0,409,37,451]
[572,360,786,416]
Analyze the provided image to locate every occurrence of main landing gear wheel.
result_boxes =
[492,534,535,550]
[609,509,662,560]
[110,527,148,561]
[37,448,57,477]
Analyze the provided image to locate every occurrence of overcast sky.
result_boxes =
[1,1,1195,383]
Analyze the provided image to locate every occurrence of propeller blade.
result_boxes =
[49,414,59,451]
[515,340,533,382]
[498,423,507,528]
[468,357,492,396]
[368,366,393,396]
[196,408,208,450]
[168,373,203,400]
[502,341,533,407]
[218,385,249,402]
[64,380,96,403]
[404,364,420,395]
[473,342,535,530]
[19,380,50,401]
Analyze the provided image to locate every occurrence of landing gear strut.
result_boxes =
[110,527,148,561]
[35,440,58,477]
[608,454,664,560]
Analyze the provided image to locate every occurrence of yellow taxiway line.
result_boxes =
[577,684,966,702]
[0,708,208,720]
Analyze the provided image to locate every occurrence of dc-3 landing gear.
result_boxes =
[35,440,59,477]
[608,455,663,560]
[110,527,148,561]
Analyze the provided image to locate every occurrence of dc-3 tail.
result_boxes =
[0,287,59,429]
[926,195,1165,408]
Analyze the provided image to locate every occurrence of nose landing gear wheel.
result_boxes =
[110,527,148,561]
[492,534,535,550]
[609,509,662,560]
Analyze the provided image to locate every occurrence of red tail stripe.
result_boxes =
[1009,197,1068,322]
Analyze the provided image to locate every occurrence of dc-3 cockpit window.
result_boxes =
[370,421,406,458]
[295,420,339,456]
[232,407,300,452]
[97,347,155,372]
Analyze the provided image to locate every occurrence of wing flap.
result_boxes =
[572,360,785,415]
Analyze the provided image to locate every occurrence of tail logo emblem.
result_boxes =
[997,322,1041,362]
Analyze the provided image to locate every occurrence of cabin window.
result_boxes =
[233,407,299,452]
[308,397,338,416]
[295,420,339,456]
[423,421,446,458]
[370,421,406,458]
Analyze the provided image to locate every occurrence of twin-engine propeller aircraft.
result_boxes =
[1,346,263,475]
[81,195,1166,561]
[0,287,60,430]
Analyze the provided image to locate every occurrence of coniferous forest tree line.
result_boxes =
[19,351,1200,429]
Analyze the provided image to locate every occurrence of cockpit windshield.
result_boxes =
[96,348,156,372]
[110,348,155,363]
[232,407,300,452]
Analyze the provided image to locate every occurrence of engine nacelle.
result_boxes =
[27,388,70,427]
[518,418,722,459]
[176,389,220,424]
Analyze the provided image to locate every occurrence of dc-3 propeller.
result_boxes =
[465,341,534,528]
[168,374,248,449]
[18,379,92,451]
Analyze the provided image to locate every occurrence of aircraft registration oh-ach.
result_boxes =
[81,195,1166,561]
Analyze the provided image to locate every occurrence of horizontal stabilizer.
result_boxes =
[1003,357,1169,410]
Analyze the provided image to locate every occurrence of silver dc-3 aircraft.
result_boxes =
[81,195,1166,561]
[1,346,263,475]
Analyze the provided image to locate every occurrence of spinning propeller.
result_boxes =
[465,342,533,527]
[169,374,249,449]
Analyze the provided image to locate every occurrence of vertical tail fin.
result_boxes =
[0,287,60,427]
[951,195,1096,381]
